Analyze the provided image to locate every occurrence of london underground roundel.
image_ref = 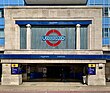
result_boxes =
[42,29,65,47]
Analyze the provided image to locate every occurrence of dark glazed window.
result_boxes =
[20,26,27,49]
[0,9,3,18]
[31,26,76,49]
[0,29,4,46]
[80,26,88,49]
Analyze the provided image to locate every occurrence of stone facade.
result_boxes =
[1,6,106,85]
[1,64,22,85]
[87,63,106,85]
[4,6,102,51]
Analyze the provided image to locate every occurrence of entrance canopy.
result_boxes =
[0,54,110,60]
[25,0,88,5]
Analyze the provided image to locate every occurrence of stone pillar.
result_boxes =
[1,64,22,85]
[88,24,92,50]
[26,24,31,49]
[76,24,80,50]
[1,64,11,85]
[87,63,106,85]
[15,24,20,49]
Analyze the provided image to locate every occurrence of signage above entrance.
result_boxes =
[42,29,65,47]
[16,20,92,25]
[88,64,96,67]
[12,64,19,67]
[0,54,109,60]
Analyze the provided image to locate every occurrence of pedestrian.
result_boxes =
[60,68,66,82]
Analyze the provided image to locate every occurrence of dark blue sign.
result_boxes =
[0,54,106,60]
[11,67,19,74]
[88,67,96,75]
[15,20,92,25]
[0,54,109,60]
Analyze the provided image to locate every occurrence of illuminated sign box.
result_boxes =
[11,64,21,74]
[88,64,96,75]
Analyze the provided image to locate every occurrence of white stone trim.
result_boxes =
[76,24,81,50]
[26,24,31,50]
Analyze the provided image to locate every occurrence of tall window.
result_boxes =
[109,8,110,17]
[0,9,3,18]
[102,28,108,38]
[0,29,5,46]
[0,9,4,46]
[102,28,110,45]
[80,26,88,49]
[103,7,110,17]
[31,26,76,49]
[20,25,88,49]
[20,26,27,49]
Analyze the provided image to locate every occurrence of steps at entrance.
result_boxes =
[21,82,86,86]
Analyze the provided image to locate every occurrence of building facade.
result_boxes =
[0,0,109,85]
[88,0,110,82]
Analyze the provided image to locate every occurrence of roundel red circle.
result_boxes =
[46,29,62,47]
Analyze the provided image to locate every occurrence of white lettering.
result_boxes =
[42,36,65,41]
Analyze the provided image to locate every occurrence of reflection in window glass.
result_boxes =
[20,25,88,49]
[20,26,27,49]
[0,9,3,17]
[109,8,110,17]
[80,26,88,49]
[0,29,5,46]
[102,28,110,45]
[102,7,110,17]
[31,26,76,49]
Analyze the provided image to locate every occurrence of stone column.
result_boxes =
[76,24,81,50]
[26,24,31,49]
[15,24,20,49]
[88,24,91,50]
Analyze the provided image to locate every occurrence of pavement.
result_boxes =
[0,82,110,93]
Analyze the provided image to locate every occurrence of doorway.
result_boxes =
[21,63,87,82]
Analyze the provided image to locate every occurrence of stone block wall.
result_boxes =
[87,63,106,85]
[1,64,22,85]
[4,6,102,53]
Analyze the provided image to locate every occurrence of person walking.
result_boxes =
[60,68,66,82]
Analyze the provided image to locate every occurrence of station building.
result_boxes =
[0,0,109,85]
[88,0,110,83]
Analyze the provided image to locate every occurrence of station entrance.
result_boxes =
[21,63,87,82]
[21,63,88,83]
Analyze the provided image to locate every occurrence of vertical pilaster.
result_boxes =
[26,24,31,49]
[1,64,11,85]
[15,24,20,49]
[1,63,22,85]
[88,24,91,50]
[76,24,81,50]
[87,63,106,85]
